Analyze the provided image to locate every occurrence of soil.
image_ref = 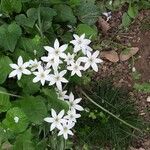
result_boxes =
[96,10,150,150]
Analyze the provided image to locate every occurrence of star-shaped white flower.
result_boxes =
[49,70,68,91]
[9,56,31,80]
[29,59,41,71]
[64,109,81,123]
[64,53,75,65]
[58,122,74,140]
[70,34,92,55]
[56,89,69,101]
[68,92,84,111]
[41,55,62,71]
[67,60,84,77]
[33,65,51,86]
[79,51,103,72]
[44,39,68,60]
[44,109,66,131]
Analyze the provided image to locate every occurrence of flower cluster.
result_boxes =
[9,34,103,139]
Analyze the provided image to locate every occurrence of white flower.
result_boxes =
[70,34,92,55]
[33,65,51,86]
[64,109,81,123]
[67,60,84,77]
[79,51,103,72]
[14,116,19,123]
[49,70,68,91]
[41,55,62,71]
[44,109,66,131]
[29,59,41,71]
[44,39,68,60]
[68,92,84,111]
[58,122,74,140]
[64,53,75,65]
[56,90,69,101]
[9,56,31,80]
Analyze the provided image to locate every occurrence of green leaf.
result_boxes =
[0,23,22,52]
[18,35,45,58]
[76,24,97,39]
[2,107,29,133]
[68,0,81,7]
[127,3,138,19]
[0,56,12,84]
[77,0,99,25]
[1,0,22,14]
[13,129,35,150]
[0,87,11,113]
[39,7,57,32]
[14,96,47,124]
[42,88,69,112]
[121,12,132,28]
[17,76,40,95]
[15,8,37,28]
[54,4,76,24]
[134,83,150,93]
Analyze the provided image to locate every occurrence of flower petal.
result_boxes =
[54,39,60,49]
[44,117,54,123]
[51,109,57,118]
[9,70,18,78]
[18,56,23,66]
[9,64,18,69]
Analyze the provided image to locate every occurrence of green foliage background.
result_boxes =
[0,0,149,149]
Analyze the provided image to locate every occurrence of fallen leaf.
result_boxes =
[98,17,110,34]
[120,47,139,61]
[101,50,119,62]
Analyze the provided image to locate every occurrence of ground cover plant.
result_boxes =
[0,0,149,149]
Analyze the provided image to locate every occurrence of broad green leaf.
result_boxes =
[68,0,81,7]
[0,56,12,84]
[42,88,69,112]
[2,107,29,133]
[13,49,31,61]
[121,12,132,28]
[18,35,45,58]
[77,0,99,25]
[76,24,97,39]
[0,87,11,113]
[15,8,37,28]
[1,0,22,14]
[39,7,57,32]
[127,4,138,19]
[13,129,35,150]
[0,23,22,52]
[17,76,40,95]
[54,4,76,24]
[14,96,47,124]
[0,124,8,145]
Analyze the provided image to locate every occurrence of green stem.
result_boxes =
[0,90,22,98]
[37,5,43,38]
[81,90,142,133]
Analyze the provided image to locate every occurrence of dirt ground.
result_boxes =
[96,10,150,150]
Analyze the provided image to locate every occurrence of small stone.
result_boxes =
[146,96,150,102]
[132,67,136,72]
